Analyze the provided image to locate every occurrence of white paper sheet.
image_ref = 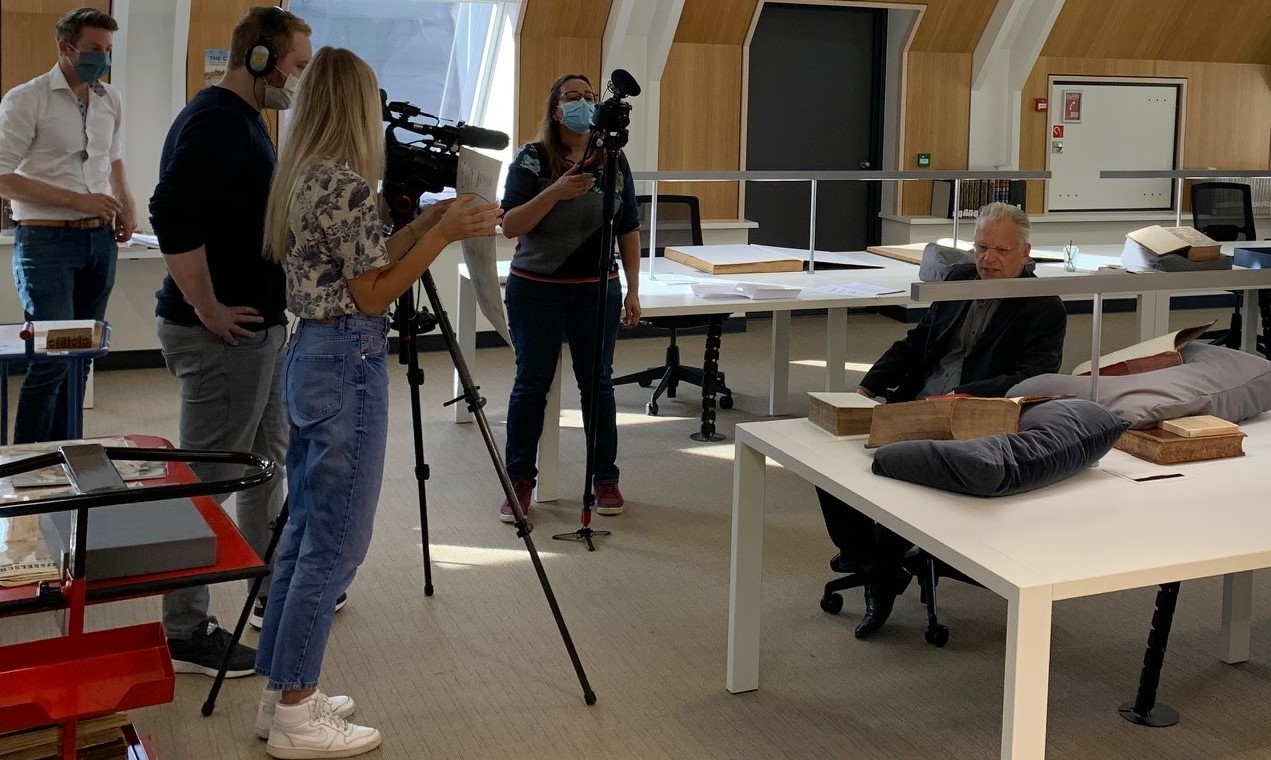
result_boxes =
[811,283,905,297]
[456,148,510,344]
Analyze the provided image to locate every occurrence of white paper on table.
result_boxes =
[810,282,905,297]
[1097,451,1188,484]
[456,148,510,344]
[690,282,801,300]
[128,233,161,248]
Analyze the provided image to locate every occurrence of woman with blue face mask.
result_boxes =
[497,73,643,522]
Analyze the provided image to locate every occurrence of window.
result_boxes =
[290,0,517,191]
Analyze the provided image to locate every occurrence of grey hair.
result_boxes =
[975,202,1030,244]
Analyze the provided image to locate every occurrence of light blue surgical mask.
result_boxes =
[72,48,110,83]
[560,99,595,135]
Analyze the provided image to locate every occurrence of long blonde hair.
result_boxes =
[264,46,385,262]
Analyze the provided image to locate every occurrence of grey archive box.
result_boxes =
[40,497,217,580]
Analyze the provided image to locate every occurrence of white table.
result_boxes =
[728,414,1271,759]
[454,255,920,501]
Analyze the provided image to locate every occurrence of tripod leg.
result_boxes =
[419,270,598,705]
[397,290,435,597]
[202,501,290,717]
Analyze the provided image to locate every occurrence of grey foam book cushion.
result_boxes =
[1120,240,1233,272]
[1007,342,1271,429]
[870,399,1128,497]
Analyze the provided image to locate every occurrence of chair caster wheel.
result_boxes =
[925,625,949,647]
[646,402,659,416]
[638,379,652,388]
[820,593,843,615]
[719,395,734,410]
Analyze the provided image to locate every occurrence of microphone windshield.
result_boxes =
[610,68,641,98]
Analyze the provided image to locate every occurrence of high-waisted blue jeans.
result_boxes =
[255,314,389,690]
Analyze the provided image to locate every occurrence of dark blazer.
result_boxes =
[860,263,1066,402]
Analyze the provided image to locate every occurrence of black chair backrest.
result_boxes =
[1192,182,1256,241]
[635,194,703,256]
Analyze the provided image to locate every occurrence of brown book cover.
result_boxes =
[1115,427,1246,464]
[807,392,878,436]
[866,396,1039,449]
[1072,321,1213,376]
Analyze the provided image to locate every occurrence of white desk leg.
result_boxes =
[1241,289,1259,355]
[768,311,791,416]
[1220,571,1253,664]
[727,439,766,693]
[1002,586,1052,760]
[1136,292,1171,342]
[825,307,848,392]
[453,271,477,424]
[534,356,562,503]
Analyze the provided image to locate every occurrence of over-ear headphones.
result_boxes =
[245,6,283,78]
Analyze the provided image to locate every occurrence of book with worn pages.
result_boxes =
[865,395,1053,449]
[1126,225,1221,262]
[0,712,129,758]
[1071,321,1214,377]
[1160,415,1240,438]
[1115,426,1246,464]
[665,245,805,274]
[808,392,879,436]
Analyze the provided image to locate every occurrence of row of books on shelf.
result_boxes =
[930,179,1027,219]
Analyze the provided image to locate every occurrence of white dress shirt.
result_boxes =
[0,64,123,221]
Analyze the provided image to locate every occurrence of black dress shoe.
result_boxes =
[854,568,913,639]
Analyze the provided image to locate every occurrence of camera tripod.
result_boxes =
[201,218,596,713]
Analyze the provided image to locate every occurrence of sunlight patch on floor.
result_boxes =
[420,543,563,568]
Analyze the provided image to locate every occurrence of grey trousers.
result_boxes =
[157,319,288,639]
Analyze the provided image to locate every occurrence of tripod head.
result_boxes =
[590,69,641,152]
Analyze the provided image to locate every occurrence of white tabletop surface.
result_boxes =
[737,412,1271,601]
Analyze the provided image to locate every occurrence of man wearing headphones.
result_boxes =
[149,6,313,678]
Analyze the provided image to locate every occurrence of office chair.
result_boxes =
[1191,182,1270,356]
[612,195,735,423]
[819,550,983,647]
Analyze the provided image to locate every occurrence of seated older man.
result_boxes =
[819,201,1067,638]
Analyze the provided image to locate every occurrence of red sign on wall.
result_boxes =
[1034,98,1048,112]
[1052,124,1064,139]
[1062,90,1082,123]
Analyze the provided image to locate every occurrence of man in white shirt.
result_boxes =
[0,7,136,443]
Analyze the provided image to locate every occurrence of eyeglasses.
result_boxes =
[973,243,1020,256]
[560,91,598,104]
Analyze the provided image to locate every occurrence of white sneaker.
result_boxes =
[265,693,380,758]
[257,689,356,739]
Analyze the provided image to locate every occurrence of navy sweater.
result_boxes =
[149,86,286,329]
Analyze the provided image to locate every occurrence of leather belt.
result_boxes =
[19,218,105,230]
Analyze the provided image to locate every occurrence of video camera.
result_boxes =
[380,90,509,221]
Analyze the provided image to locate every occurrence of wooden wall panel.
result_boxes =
[899,52,972,216]
[186,0,283,140]
[514,0,610,147]
[658,42,742,219]
[515,38,602,146]
[674,0,759,45]
[1041,0,1271,65]
[1018,57,1271,215]
[1,0,111,96]
[907,0,996,54]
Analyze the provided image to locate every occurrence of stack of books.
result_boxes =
[1115,415,1245,464]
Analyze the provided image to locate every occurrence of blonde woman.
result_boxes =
[253,47,500,758]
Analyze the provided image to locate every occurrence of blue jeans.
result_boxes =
[11,224,117,443]
[504,274,621,483]
[255,315,389,691]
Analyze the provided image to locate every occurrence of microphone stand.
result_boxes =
[553,117,628,552]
